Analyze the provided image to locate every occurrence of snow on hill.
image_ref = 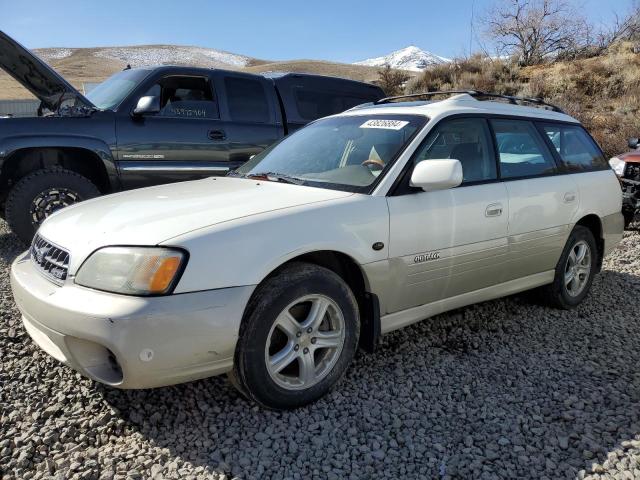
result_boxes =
[94,46,250,68]
[34,46,251,68]
[355,46,450,71]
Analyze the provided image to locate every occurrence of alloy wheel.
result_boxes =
[30,188,81,226]
[564,239,592,297]
[265,294,346,390]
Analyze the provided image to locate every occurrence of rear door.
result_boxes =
[211,71,281,164]
[490,118,578,280]
[116,72,231,189]
[386,117,509,314]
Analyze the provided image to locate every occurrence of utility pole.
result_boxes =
[469,0,475,56]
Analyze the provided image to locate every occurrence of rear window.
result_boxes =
[541,124,607,172]
[295,89,373,121]
[224,77,270,123]
[491,119,558,179]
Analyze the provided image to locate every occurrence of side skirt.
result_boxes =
[380,270,555,334]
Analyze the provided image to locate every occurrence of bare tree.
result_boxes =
[375,65,410,96]
[482,0,589,65]
[596,2,640,50]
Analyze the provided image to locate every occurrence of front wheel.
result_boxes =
[230,262,360,409]
[540,225,598,309]
[5,167,100,243]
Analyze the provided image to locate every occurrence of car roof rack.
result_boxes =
[374,90,565,113]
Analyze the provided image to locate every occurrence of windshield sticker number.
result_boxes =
[360,119,409,130]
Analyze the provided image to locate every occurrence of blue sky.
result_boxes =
[0,0,632,62]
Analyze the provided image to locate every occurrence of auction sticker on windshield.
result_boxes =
[360,119,410,130]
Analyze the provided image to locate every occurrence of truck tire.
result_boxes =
[539,225,598,310]
[230,262,360,409]
[5,167,100,243]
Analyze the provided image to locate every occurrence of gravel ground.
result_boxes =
[1,219,640,480]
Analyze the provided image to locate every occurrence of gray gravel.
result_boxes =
[2,219,640,480]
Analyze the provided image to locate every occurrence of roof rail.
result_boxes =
[374,90,565,113]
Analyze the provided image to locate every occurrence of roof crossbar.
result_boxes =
[374,90,565,113]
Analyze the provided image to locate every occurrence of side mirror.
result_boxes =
[410,159,463,191]
[132,96,160,116]
[629,137,639,150]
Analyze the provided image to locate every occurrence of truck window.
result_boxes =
[142,76,218,119]
[224,77,270,123]
[540,124,607,172]
[295,89,371,121]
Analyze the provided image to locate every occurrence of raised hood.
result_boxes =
[38,177,353,271]
[0,31,94,111]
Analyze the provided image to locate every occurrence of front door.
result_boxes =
[116,74,231,189]
[386,117,509,314]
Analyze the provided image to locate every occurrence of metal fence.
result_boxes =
[0,99,40,117]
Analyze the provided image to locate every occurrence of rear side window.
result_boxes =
[491,119,558,179]
[295,89,371,121]
[224,77,270,123]
[414,117,497,184]
[541,124,607,172]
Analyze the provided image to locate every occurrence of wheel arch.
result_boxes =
[574,214,604,271]
[0,140,118,199]
[250,249,381,353]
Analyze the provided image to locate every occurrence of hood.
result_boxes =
[619,151,640,164]
[0,31,94,111]
[38,177,353,270]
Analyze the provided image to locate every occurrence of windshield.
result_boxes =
[235,114,425,192]
[86,69,151,110]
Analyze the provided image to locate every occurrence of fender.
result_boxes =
[0,134,120,190]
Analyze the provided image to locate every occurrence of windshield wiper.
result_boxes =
[244,172,306,185]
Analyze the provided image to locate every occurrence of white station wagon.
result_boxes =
[11,91,624,409]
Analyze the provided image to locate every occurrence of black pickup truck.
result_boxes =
[0,32,384,241]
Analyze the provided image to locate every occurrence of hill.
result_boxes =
[0,45,397,100]
[355,46,450,71]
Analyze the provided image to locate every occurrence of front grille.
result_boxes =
[30,234,70,285]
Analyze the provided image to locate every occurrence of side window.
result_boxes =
[541,124,607,172]
[143,76,217,119]
[295,89,370,121]
[490,119,558,179]
[413,118,497,184]
[224,77,270,123]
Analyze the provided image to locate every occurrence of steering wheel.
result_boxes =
[362,158,385,170]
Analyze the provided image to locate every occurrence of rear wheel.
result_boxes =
[540,225,598,309]
[230,262,360,409]
[5,167,100,243]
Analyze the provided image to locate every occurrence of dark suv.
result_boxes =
[0,32,384,242]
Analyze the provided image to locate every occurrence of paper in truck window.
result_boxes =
[360,119,410,130]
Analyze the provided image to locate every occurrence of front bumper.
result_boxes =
[10,251,255,389]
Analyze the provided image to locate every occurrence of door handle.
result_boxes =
[563,192,576,203]
[208,130,226,141]
[485,203,503,217]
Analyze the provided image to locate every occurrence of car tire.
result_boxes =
[540,225,598,310]
[5,167,100,243]
[230,262,360,410]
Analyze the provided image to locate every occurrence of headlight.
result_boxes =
[609,157,626,177]
[75,247,186,295]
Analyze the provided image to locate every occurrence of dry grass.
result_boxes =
[406,43,640,157]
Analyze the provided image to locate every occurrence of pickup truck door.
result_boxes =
[210,71,282,165]
[115,71,233,189]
